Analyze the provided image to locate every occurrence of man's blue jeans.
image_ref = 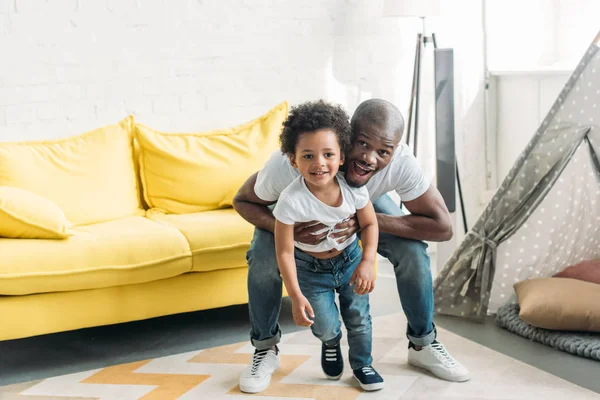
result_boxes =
[295,239,372,370]
[247,194,436,350]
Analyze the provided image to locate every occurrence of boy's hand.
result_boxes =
[291,295,315,327]
[349,260,375,295]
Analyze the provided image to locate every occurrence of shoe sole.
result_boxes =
[239,366,281,393]
[324,370,343,380]
[408,360,470,382]
[353,375,384,391]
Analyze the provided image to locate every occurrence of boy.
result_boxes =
[272,100,384,391]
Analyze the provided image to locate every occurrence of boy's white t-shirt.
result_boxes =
[272,174,369,253]
[255,143,430,204]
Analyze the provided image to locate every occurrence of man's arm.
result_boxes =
[233,172,277,233]
[376,184,453,242]
[232,172,332,244]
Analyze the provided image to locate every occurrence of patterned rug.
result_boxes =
[2,313,599,400]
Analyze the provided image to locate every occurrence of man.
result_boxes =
[233,99,470,394]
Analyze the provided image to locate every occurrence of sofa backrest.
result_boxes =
[0,116,143,225]
[134,101,288,214]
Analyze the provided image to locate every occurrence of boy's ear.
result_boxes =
[340,153,345,166]
[288,154,298,168]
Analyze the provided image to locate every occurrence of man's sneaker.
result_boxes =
[321,343,344,380]
[353,366,384,391]
[408,340,470,382]
[239,347,280,393]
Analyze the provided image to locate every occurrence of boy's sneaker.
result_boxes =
[239,346,280,393]
[353,366,384,391]
[321,343,344,380]
[408,340,470,382]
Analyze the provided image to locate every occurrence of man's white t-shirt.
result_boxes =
[255,143,430,204]
[272,175,369,253]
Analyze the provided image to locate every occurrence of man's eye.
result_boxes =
[358,141,368,147]
[379,150,390,157]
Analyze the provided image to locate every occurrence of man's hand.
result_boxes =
[349,260,375,295]
[330,214,360,244]
[291,294,315,327]
[293,221,329,245]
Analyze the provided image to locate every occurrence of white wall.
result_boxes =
[0,0,486,255]
[486,0,600,69]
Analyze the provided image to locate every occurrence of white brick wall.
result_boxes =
[0,0,487,232]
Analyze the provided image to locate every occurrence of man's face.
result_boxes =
[343,121,400,188]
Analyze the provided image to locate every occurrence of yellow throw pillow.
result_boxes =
[135,101,288,214]
[0,116,143,225]
[0,186,72,239]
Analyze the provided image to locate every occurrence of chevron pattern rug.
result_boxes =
[2,313,599,400]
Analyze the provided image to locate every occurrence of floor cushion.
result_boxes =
[554,259,600,285]
[514,277,600,332]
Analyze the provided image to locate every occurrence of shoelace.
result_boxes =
[361,366,375,376]
[430,342,457,367]
[325,348,337,362]
[249,350,270,375]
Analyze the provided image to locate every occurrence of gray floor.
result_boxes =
[0,259,598,394]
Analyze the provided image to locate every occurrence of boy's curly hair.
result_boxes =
[280,100,352,155]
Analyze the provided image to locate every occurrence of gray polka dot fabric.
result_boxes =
[433,34,600,319]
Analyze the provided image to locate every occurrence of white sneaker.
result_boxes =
[239,347,281,393]
[408,341,470,382]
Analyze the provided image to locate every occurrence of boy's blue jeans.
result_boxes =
[295,239,372,370]
[247,194,436,351]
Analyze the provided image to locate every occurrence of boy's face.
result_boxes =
[343,121,399,188]
[289,129,344,189]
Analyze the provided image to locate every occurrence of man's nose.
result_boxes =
[363,150,377,165]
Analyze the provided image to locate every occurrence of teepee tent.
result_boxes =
[434,31,600,319]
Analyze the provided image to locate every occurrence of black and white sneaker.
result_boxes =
[353,365,384,391]
[239,346,280,393]
[408,340,470,382]
[321,343,344,380]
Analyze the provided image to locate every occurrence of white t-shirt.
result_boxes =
[255,143,430,203]
[272,175,369,253]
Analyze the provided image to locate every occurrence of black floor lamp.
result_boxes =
[383,0,468,233]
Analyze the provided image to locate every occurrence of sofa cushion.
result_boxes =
[135,101,288,214]
[147,208,254,272]
[0,216,192,295]
[0,186,72,239]
[0,116,143,225]
[514,277,600,332]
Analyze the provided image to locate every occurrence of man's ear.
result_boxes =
[288,154,298,168]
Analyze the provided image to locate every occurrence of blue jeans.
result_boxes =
[295,239,372,370]
[247,194,436,350]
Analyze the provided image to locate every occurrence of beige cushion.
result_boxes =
[514,277,600,332]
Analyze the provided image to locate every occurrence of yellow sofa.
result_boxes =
[0,102,288,341]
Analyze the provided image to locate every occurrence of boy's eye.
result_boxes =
[303,154,313,159]
[325,153,335,158]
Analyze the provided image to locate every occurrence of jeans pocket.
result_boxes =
[347,243,362,264]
